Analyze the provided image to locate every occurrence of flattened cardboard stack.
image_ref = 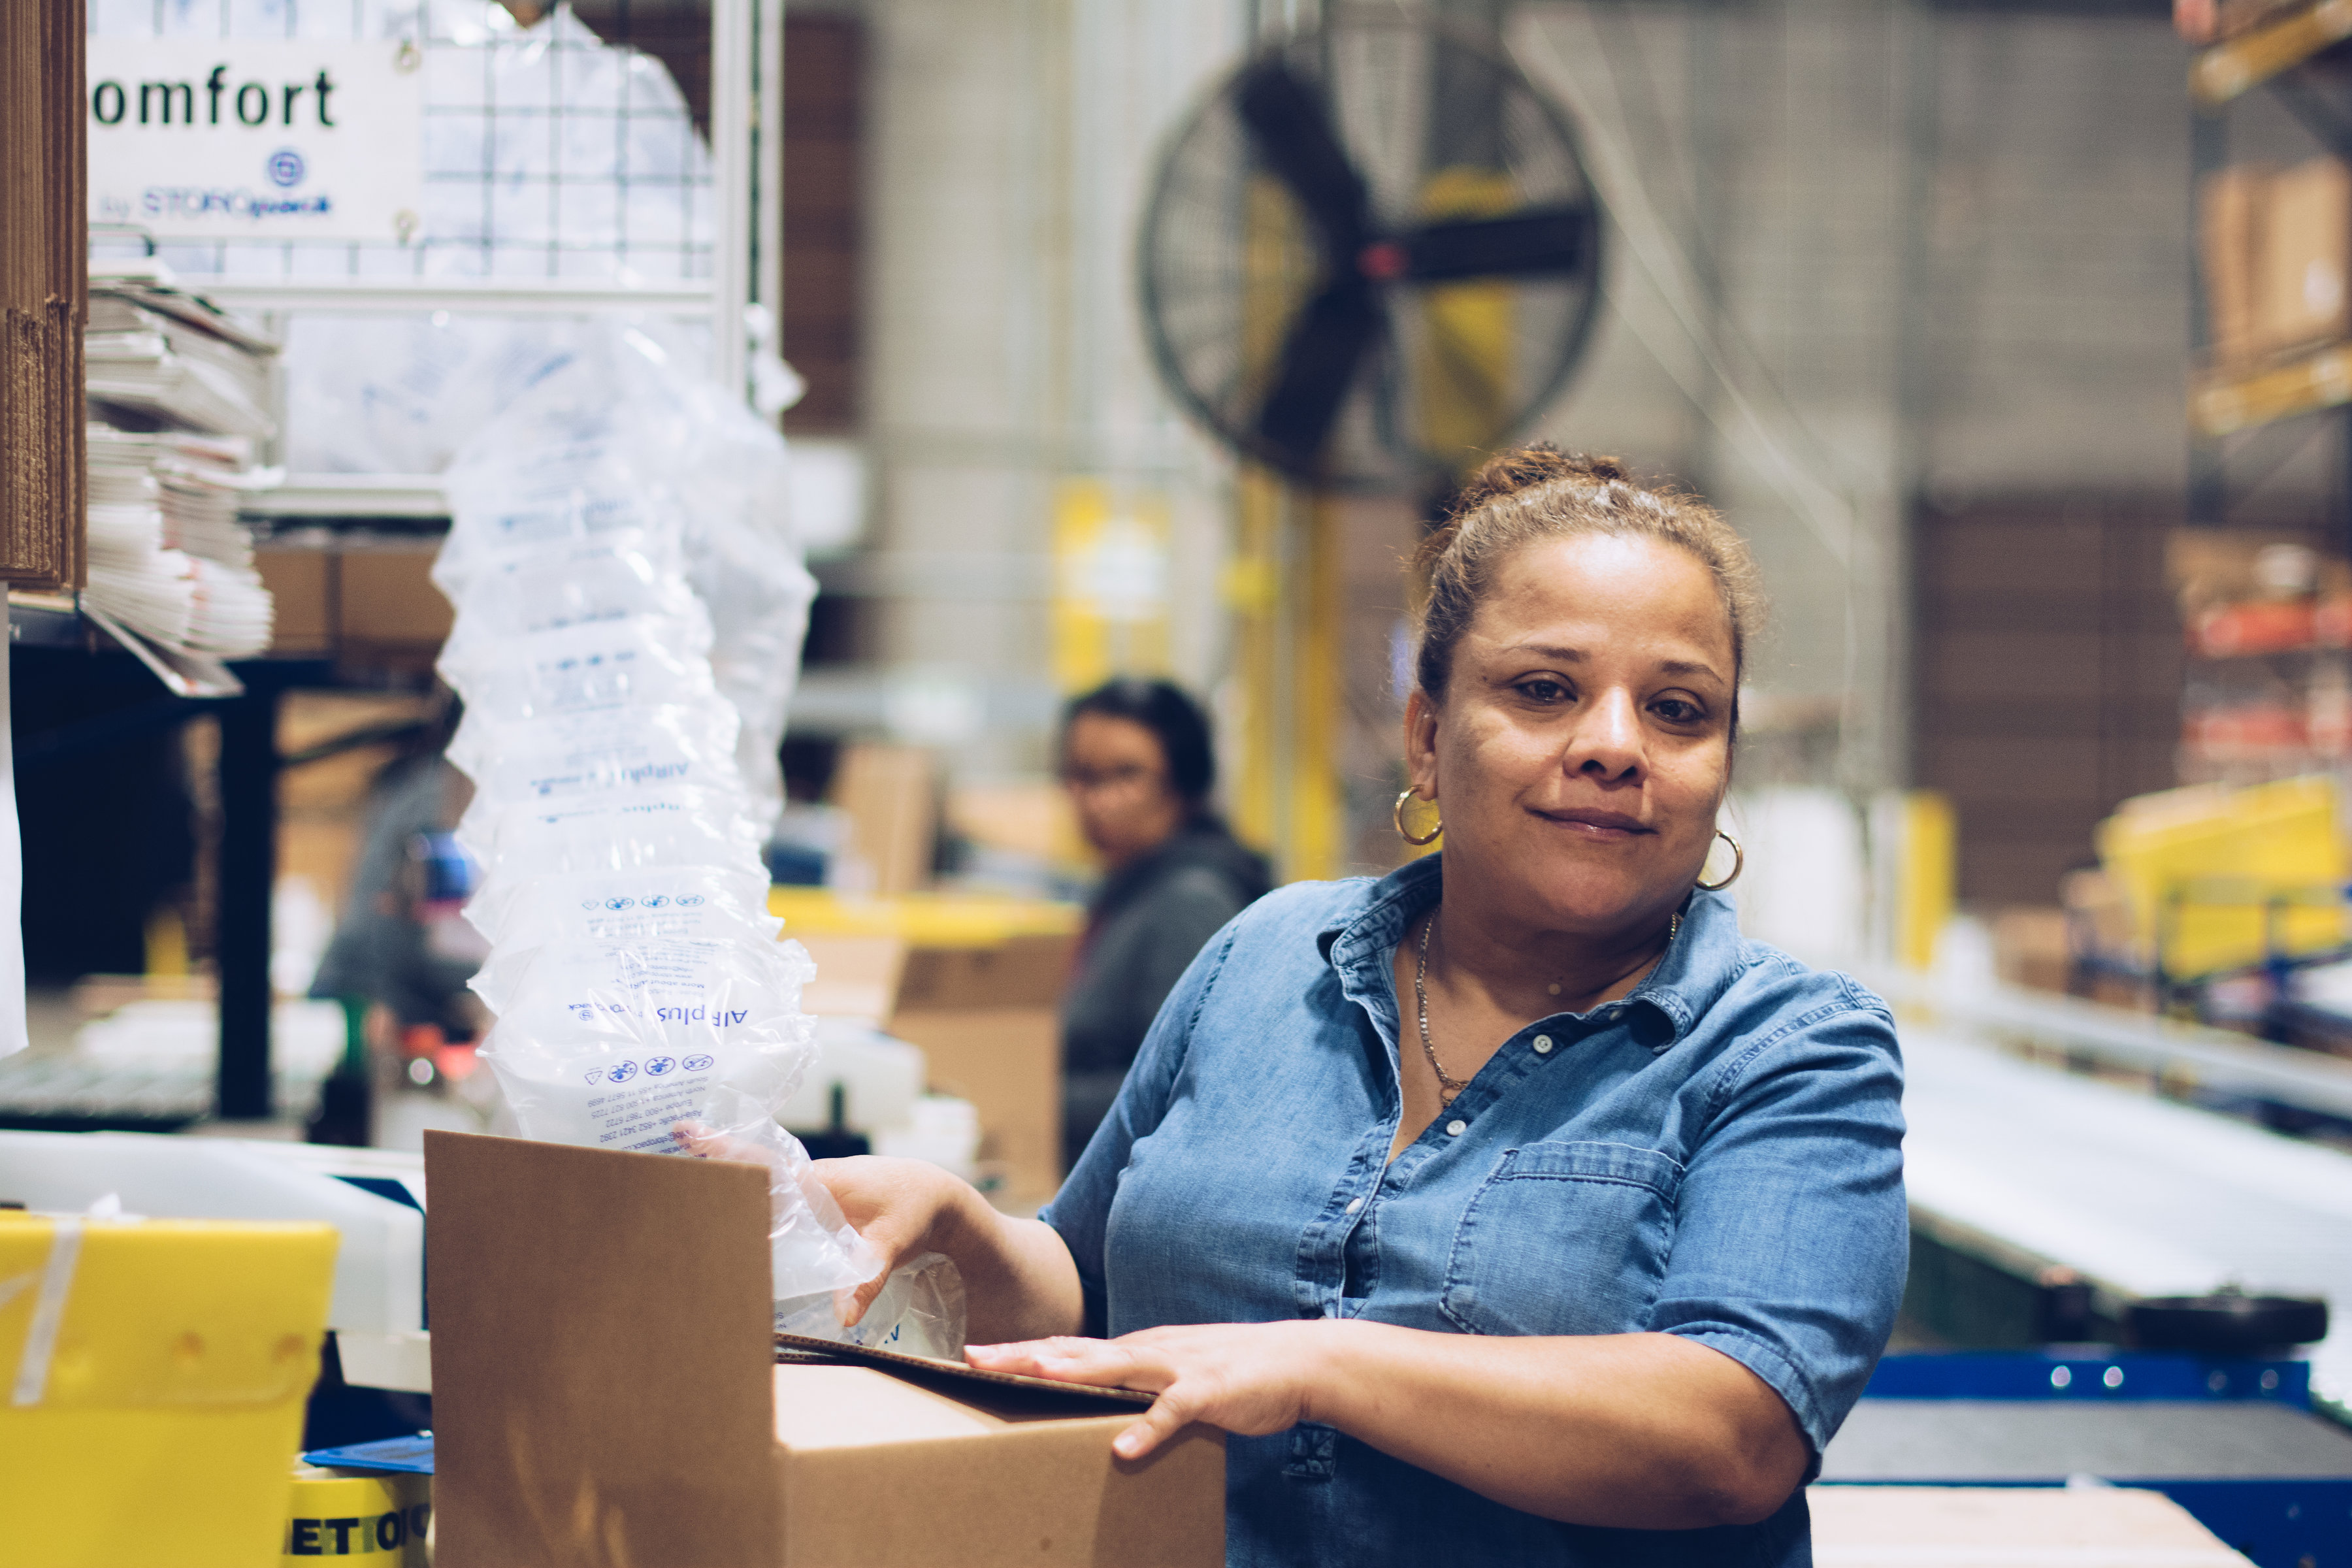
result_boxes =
[2200,155,2352,367]
[423,1130,1222,1568]
[0,0,87,589]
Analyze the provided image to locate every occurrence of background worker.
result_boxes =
[1055,678,1271,1166]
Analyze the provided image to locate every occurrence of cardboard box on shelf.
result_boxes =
[338,546,453,657]
[1991,906,2070,995]
[423,1130,1222,1568]
[2255,155,2352,357]
[795,932,908,1022]
[2200,163,2268,365]
[252,544,452,662]
[833,742,940,896]
[891,932,1075,1203]
[255,549,331,655]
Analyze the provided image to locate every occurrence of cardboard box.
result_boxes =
[890,933,1075,1201]
[338,546,454,652]
[2199,164,2267,365]
[255,548,332,654]
[832,743,940,896]
[1991,906,2070,995]
[423,1130,1222,1568]
[252,544,452,662]
[2255,155,2352,357]
[1807,1484,2245,1567]
[796,932,908,1022]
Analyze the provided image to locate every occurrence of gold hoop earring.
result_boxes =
[1695,828,1743,892]
[1393,788,1442,847]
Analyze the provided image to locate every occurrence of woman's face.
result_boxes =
[1405,532,1735,941]
[1061,711,1189,869]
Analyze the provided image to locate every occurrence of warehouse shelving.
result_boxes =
[2193,338,2352,435]
[14,0,787,1130]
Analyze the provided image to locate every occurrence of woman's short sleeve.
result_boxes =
[1646,986,1908,1454]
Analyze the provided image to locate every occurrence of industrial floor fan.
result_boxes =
[1137,7,1607,492]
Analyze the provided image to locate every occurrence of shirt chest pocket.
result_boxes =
[1440,1140,1683,1339]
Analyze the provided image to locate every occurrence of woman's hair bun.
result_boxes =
[1448,443,1628,519]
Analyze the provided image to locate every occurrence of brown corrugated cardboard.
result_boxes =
[339,547,455,649]
[1806,1484,2247,1565]
[891,1005,1064,1201]
[423,1130,1222,1568]
[796,933,907,1022]
[832,743,939,895]
[1,0,86,588]
[792,930,1071,1199]
[898,934,1073,1010]
[255,549,331,655]
[2200,164,2268,365]
[2255,155,2352,356]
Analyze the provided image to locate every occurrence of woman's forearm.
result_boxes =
[935,1190,1088,1344]
[1303,1322,1810,1529]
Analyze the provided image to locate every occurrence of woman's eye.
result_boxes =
[1517,679,1569,704]
[1652,698,1703,724]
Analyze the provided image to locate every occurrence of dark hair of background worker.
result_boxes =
[1056,678,1270,1166]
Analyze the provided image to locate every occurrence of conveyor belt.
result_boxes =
[1824,1401,2352,1481]
[1896,1019,2352,1411]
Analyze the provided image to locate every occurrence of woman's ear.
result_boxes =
[1402,689,1441,802]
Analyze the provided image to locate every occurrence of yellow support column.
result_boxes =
[1897,790,1956,972]
[1225,464,1284,858]
[1287,493,1344,883]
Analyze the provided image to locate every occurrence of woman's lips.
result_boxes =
[1533,806,1652,838]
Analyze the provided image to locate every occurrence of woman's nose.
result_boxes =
[1566,689,1644,779]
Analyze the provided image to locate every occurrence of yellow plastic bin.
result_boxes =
[0,1212,339,1568]
[2096,775,2348,976]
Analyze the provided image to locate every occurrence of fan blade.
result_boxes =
[1235,59,1373,255]
[1397,205,1593,283]
[1255,279,1384,470]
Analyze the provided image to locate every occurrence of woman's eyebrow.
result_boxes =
[1499,644,1724,683]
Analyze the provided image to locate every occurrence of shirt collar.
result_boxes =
[1321,853,1748,1053]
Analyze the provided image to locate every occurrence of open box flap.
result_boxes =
[424,1130,781,1568]
[774,1331,1154,1408]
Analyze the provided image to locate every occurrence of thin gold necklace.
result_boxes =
[1413,907,1682,1106]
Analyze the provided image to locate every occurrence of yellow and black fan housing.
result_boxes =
[1137,8,1606,492]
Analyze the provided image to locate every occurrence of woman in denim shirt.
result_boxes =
[817,447,1908,1566]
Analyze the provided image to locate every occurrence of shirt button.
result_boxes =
[1532,1035,1554,1054]
[1445,1119,1467,1137]
[1345,1197,1364,1215]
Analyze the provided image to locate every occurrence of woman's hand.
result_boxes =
[807,1154,978,1324]
[966,1320,1337,1460]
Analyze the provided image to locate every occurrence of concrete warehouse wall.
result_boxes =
[845,0,2261,887]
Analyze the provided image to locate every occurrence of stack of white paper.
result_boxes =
[85,268,277,440]
[82,270,282,675]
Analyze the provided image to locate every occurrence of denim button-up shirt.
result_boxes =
[1041,853,1908,1568]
